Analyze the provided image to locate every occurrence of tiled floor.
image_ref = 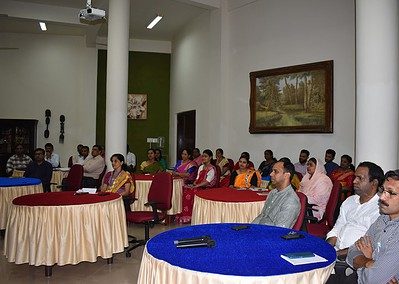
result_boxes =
[0,222,183,284]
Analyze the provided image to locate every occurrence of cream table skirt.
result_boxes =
[191,195,265,225]
[4,196,128,266]
[0,183,43,229]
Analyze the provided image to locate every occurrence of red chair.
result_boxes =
[125,172,173,257]
[305,181,341,238]
[213,165,221,188]
[58,164,83,191]
[295,171,303,181]
[67,156,73,168]
[227,158,234,172]
[96,165,107,190]
[292,192,307,231]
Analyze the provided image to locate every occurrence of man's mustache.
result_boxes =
[379,200,389,207]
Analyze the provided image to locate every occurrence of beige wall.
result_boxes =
[0,33,97,167]
[170,0,356,167]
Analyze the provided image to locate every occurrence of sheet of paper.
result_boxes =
[280,253,328,265]
[76,188,97,194]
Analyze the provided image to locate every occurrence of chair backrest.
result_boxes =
[147,172,173,211]
[227,158,234,172]
[64,164,84,191]
[324,180,341,227]
[97,165,107,189]
[68,156,73,168]
[295,171,303,181]
[213,165,221,188]
[293,192,307,230]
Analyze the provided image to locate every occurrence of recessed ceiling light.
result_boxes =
[39,22,47,31]
[147,15,162,29]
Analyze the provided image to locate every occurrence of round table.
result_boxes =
[4,191,128,276]
[132,174,184,215]
[0,177,43,230]
[12,169,69,192]
[191,187,267,225]
[138,223,336,284]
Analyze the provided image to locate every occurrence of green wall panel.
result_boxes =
[96,50,170,167]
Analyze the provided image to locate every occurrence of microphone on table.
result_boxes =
[174,236,215,248]
[174,236,211,245]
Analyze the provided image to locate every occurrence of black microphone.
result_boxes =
[176,239,215,248]
[174,236,211,245]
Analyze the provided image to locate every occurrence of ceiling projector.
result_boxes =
[79,5,106,22]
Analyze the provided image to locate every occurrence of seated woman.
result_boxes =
[177,149,218,223]
[299,157,333,221]
[258,149,277,177]
[172,148,197,184]
[230,156,261,188]
[155,148,167,170]
[138,148,163,174]
[215,148,231,187]
[233,151,254,171]
[329,154,355,188]
[101,153,134,210]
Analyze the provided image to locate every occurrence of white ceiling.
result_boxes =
[0,0,219,42]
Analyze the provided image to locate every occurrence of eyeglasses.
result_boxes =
[378,187,399,198]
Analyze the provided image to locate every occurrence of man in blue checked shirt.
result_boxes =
[347,169,399,284]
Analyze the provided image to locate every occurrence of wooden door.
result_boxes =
[176,110,196,161]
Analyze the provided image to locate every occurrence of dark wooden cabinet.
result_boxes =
[0,119,38,176]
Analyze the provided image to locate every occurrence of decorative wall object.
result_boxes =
[128,94,147,119]
[59,115,65,143]
[44,109,51,138]
[249,60,333,133]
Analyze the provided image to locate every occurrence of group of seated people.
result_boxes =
[6,142,398,283]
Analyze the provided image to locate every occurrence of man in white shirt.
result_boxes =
[325,161,384,284]
[82,145,105,188]
[126,144,136,172]
[293,149,309,177]
[44,143,60,168]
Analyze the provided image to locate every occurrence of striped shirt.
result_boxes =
[346,214,399,284]
[6,154,32,173]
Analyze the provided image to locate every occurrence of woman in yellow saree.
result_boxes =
[101,153,134,196]
[230,156,261,188]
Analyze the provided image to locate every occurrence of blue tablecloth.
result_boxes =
[147,223,336,277]
[0,177,41,187]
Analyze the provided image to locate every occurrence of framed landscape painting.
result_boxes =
[249,60,333,133]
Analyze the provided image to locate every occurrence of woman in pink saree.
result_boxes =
[172,148,197,184]
[299,157,333,221]
[176,149,217,223]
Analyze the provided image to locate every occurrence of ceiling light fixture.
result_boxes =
[147,15,163,29]
[39,22,47,31]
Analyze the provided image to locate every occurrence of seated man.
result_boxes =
[346,169,399,284]
[252,159,300,228]
[324,148,339,175]
[82,145,105,188]
[325,162,383,284]
[44,142,60,168]
[24,148,53,192]
[69,144,83,166]
[6,144,32,176]
[71,145,89,166]
[294,149,310,177]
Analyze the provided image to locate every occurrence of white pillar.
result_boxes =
[105,0,130,169]
[355,0,398,171]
